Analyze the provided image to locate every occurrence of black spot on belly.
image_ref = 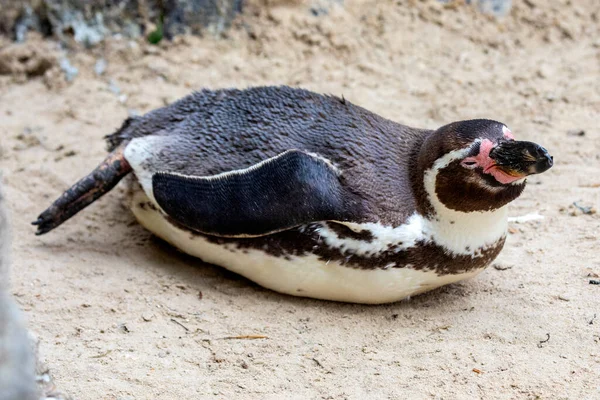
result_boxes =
[138,201,158,211]
[324,222,374,242]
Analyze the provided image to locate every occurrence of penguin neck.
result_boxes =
[421,202,508,257]
[417,145,509,257]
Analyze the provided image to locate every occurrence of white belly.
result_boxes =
[129,190,484,304]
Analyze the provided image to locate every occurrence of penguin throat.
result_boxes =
[421,145,509,256]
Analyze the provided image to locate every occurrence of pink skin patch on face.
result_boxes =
[462,139,523,184]
[502,125,515,140]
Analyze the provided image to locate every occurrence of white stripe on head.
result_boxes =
[421,141,508,256]
[502,125,515,140]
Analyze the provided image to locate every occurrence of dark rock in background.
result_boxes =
[0,187,38,400]
[164,0,243,37]
[438,0,512,17]
[0,0,513,46]
[0,0,243,46]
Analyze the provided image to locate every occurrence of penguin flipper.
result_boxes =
[152,150,358,237]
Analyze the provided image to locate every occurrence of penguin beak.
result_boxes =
[488,140,554,178]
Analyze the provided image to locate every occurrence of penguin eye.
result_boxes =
[461,160,478,169]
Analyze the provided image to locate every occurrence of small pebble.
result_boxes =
[108,79,121,95]
[59,58,78,82]
[143,45,160,55]
[128,109,141,117]
[94,58,107,76]
[493,263,513,271]
[558,295,570,301]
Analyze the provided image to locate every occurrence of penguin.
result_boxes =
[33,86,553,304]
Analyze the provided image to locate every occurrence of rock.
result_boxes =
[141,313,153,322]
[108,79,121,95]
[59,57,78,82]
[571,202,596,215]
[14,126,44,151]
[437,0,512,17]
[164,0,244,37]
[0,186,39,400]
[536,64,552,79]
[0,0,244,46]
[472,0,512,17]
[14,5,45,43]
[94,58,107,76]
[493,262,513,271]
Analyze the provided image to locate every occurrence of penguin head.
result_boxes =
[415,119,553,214]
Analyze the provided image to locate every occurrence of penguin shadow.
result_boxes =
[141,234,275,298]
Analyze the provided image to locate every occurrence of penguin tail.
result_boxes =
[32,144,132,235]
[105,116,139,152]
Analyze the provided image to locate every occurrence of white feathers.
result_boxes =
[421,143,508,256]
[316,216,424,256]
[123,135,167,205]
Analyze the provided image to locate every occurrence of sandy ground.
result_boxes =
[1,0,599,398]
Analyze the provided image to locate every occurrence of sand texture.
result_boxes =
[0,0,599,398]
